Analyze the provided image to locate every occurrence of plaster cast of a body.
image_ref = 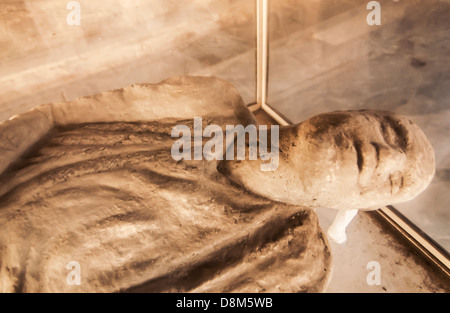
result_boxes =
[0,76,435,292]
[219,110,436,244]
[0,76,333,292]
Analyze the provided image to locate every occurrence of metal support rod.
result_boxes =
[256,0,268,109]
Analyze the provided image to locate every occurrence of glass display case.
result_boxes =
[266,0,450,253]
[0,0,448,293]
[262,0,450,292]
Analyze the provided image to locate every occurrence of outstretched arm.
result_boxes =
[327,209,358,244]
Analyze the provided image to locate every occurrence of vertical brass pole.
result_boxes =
[256,0,268,109]
[256,0,290,125]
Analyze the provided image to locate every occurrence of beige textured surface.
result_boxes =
[0,76,331,293]
[50,76,251,126]
[0,104,54,176]
[0,76,253,177]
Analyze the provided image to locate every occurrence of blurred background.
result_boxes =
[0,0,256,121]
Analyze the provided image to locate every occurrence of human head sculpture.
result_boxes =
[218,110,435,211]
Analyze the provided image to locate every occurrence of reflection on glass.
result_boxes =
[0,0,256,121]
[267,0,450,251]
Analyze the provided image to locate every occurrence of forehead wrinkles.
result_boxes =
[304,113,352,138]
[376,114,411,151]
[302,111,415,153]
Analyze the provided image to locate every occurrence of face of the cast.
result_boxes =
[218,110,435,210]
